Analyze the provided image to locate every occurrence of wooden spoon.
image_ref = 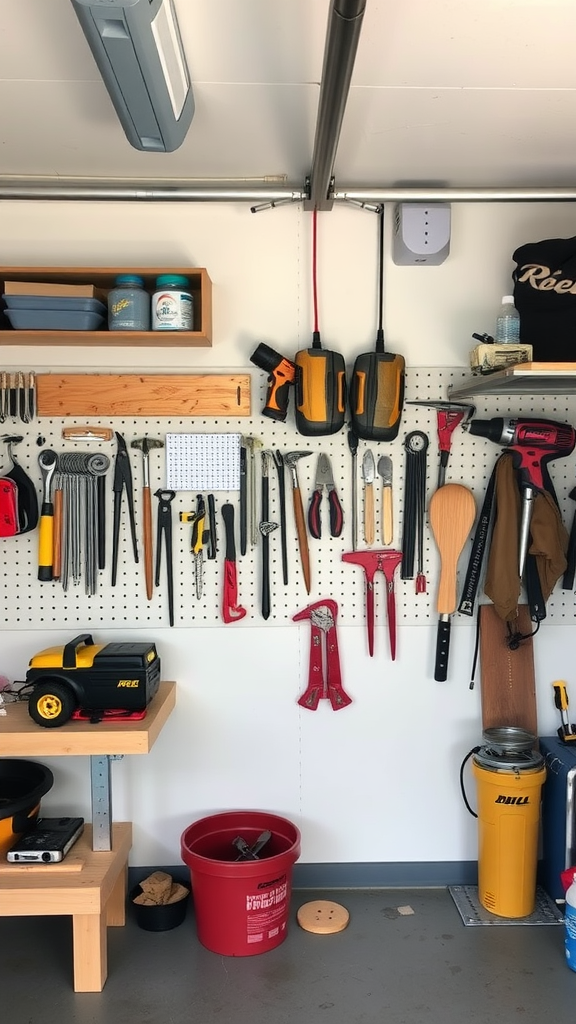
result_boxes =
[429,483,476,680]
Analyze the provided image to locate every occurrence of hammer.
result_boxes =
[131,437,164,600]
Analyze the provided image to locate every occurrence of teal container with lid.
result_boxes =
[108,274,150,331]
[152,274,193,331]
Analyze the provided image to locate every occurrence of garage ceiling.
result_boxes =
[3,0,576,195]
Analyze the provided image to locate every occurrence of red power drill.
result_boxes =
[467,416,576,573]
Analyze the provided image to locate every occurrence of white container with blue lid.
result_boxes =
[152,275,193,331]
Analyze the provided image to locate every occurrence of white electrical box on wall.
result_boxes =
[392,203,451,265]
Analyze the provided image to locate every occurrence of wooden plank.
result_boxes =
[479,604,537,736]
[36,374,250,417]
[0,681,176,757]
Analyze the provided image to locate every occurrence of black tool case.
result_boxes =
[539,735,576,902]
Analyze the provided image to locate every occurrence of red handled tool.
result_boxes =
[293,599,352,711]
[221,503,246,623]
[308,453,343,539]
[408,401,474,488]
[342,550,403,659]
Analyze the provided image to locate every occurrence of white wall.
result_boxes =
[1,200,575,867]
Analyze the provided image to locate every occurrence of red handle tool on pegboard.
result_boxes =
[293,599,352,711]
[342,550,403,659]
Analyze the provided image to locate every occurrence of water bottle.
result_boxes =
[564,872,576,971]
[495,295,521,345]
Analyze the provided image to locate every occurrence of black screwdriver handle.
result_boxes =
[434,617,451,681]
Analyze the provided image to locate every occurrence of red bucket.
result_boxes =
[181,810,301,956]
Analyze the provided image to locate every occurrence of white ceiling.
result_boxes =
[3,0,576,189]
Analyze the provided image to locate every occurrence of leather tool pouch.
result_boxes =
[0,477,20,537]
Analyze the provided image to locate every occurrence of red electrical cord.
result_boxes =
[312,209,320,339]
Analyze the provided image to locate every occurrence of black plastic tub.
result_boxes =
[0,759,54,854]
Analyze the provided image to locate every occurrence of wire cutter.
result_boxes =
[155,489,176,626]
[293,599,352,711]
[308,452,343,539]
[111,431,139,586]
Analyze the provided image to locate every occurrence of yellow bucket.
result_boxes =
[472,755,546,918]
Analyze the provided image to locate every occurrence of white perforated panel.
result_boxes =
[2,366,576,630]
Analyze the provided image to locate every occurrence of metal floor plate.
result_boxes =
[449,885,564,926]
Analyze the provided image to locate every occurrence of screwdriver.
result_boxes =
[553,680,576,742]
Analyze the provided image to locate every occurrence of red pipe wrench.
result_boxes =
[342,550,403,659]
[293,599,352,711]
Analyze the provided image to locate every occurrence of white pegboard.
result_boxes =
[2,366,576,630]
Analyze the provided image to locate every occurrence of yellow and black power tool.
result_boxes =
[250,342,297,422]
[349,207,405,442]
[25,633,161,728]
[294,331,346,436]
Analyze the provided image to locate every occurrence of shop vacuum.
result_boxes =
[461,727,546,918]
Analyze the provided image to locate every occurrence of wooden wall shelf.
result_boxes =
[0,266,212,347]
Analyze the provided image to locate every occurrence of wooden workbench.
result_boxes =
[0,681,176,991]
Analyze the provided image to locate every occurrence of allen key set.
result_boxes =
[53,452,110,594]
[0,371,36,424]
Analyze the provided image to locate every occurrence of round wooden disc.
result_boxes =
[296,899,350,934]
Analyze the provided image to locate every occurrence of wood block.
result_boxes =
[37,374,251,417]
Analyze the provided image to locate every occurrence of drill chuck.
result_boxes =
[468,418,508,444]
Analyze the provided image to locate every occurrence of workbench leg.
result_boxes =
[106,863,128,927]
[72,913,107,992]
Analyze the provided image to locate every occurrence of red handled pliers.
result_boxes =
[293,599,352,711]
[308,453,343,539]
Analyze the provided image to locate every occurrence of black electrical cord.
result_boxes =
[459,747,482,818]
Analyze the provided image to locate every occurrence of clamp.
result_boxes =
[293,599,352,711]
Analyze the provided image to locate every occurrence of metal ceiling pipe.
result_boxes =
[306,0,366,211]
[0,185,305,202]
[336,187,576,202]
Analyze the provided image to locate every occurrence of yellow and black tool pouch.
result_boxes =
[294,335,346,436]
[349,346,405,442]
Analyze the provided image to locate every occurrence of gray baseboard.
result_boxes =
[129,861,479,890]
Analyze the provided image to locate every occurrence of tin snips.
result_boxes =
[293,599,352,711]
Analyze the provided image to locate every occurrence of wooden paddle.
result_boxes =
[429,483,476,681]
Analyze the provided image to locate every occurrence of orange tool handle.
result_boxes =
[293,487,311,594]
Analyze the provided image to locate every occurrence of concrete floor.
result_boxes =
[1,888,574,1023]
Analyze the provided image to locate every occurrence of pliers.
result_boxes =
[308,452,343,539]
[180,494,209,599]
[293,599,352,711]
[111,431,139,586]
